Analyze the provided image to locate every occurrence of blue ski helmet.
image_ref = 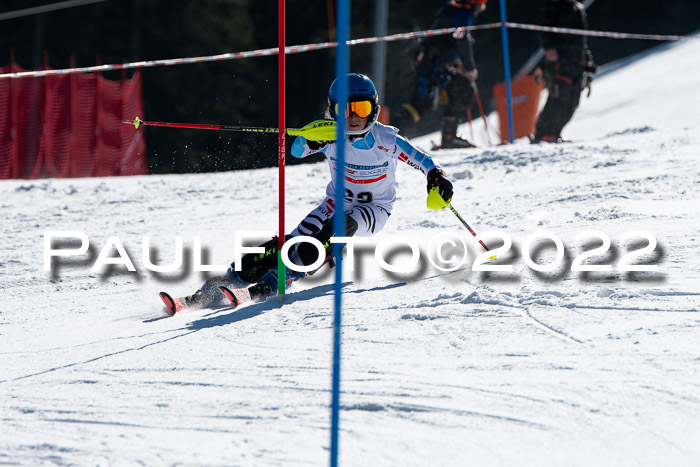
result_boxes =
[328,73,380,136]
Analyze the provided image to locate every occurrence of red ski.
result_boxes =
[159,292,186,316]
[218,286,254,309]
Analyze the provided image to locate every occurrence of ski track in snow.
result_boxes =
[1,36,700,466]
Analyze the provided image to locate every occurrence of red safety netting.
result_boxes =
[11,63,44,179]
[44,73,71,178]
[0,65,11,179]
[120,74,146,175]
[0,63,146,179]
[70,72,97,178]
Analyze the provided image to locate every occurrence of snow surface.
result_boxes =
[2,37,700,466]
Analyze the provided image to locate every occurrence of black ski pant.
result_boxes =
[235,214,359,284]
[444,74,475,121]
[535,73,583,139]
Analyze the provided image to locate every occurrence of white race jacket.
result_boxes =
[290,122,439,212]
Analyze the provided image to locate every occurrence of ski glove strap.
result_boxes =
[426,167,453,203]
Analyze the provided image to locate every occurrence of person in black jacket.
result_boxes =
[400,0,487,148]
[534,0,596,143]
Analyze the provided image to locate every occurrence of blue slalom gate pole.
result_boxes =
[499,0,515,143]
[330,0,349,465]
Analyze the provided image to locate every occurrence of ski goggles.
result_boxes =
[334,100,374,119]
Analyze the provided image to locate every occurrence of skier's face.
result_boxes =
[346,113,368,132]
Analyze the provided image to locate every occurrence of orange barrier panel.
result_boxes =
[378,105,390,125]
[492,75,544,142]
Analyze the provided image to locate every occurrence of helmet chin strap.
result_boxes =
[346,104,381,137]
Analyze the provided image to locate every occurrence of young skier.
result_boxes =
[159,73,454,315]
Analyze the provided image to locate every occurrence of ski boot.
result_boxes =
[218,267,306,308]
[531,134,565,144]
[171,269,248,311]
[440,118,476,149]
[253,267,306,298]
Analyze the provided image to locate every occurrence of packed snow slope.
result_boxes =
[2,37,699,466]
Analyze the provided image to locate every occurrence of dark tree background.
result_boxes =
[2,0,698,174]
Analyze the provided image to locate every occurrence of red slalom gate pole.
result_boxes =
[470,80,493,146]
[467,108,474,143]
[278,0,286,295]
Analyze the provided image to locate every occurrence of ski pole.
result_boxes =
[467,108,474,142]
[469,80,493,146]
[123,117,337,141]
[447,202,496,259]
[126,116,277,134]
[427,187,496,259]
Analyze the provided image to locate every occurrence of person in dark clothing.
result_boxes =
[534,0,596,143]
[401,0,487,148]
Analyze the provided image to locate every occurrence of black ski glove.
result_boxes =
[584,60,598,75]
[426,167,453,203]
[306,139,330,151]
